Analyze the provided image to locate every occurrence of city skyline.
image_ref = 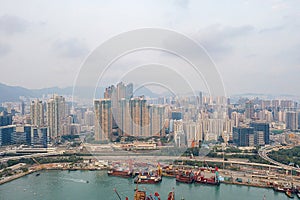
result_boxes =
[0,1,300,96]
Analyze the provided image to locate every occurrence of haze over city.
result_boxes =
[0,0,300,95]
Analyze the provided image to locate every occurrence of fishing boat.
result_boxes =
[134,172,162,184]
[162,165,177,177]
[176,170,194,184]
[134,164,163,184]
[107,167,133,178]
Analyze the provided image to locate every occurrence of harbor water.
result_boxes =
[0,170,291,200]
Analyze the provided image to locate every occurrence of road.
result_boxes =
[0,151,63,163]
[258,145,300,172]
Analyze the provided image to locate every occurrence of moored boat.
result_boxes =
[194,167,220,186]
[176,170,194,184]
[194,175,220,186]
[273,185,286,192]
[134,172,162,184]
[285,189,295,199]
[134,164,163,184]
[107,168,133,178]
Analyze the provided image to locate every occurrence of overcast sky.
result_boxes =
[0,0,299,96]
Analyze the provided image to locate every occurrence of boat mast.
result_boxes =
[114,188,122,200]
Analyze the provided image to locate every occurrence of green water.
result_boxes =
[0,170,291,200]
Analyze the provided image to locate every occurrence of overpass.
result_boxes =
[258,145,300,173]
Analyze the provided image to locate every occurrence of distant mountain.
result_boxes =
[0,83,34,102]
[0,83,165,103]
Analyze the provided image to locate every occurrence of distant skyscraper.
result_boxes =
[116,98,131,136]
[104,82,133,100]
[21,101,25,115]
[171,111,182,120]
[47,95,66,139]
[104,85,115,99]
[116,82,126,100]
[286,111,298,130]
[84,110,95,126]
[199,92,203,107]
[129,97,149,137]
[126,83,133,99]
[245,101,254,119]
[149,105,166,137]
[94,99,112,141]
[30,100,45,127]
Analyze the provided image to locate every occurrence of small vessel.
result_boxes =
[273,186,286,192]
[176,170,194,184]
[168,191,175,200]
[285,189,294,199]
[296,192,300,199]
[35,173,40,176]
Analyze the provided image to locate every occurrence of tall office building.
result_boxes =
[0,112,12,126]
[47,95,66,139]
[250,122,270,145]
[13,125,32,145]
[94,99,112,141]
[233,127,255,147]
[286,111,298,130]
[0,125,15,146]
[30,100,45,127]
[31,127,48,148]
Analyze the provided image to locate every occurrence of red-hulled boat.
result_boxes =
[107,167,133,178]
[285,189,294,199]
[115,186,175,200]
[168,191,175,200]
[194,168,220,186]
[176,170,194,184]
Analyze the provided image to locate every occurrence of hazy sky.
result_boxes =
[0,0,299,95]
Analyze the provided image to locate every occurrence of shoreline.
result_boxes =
[0,165,279,190]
